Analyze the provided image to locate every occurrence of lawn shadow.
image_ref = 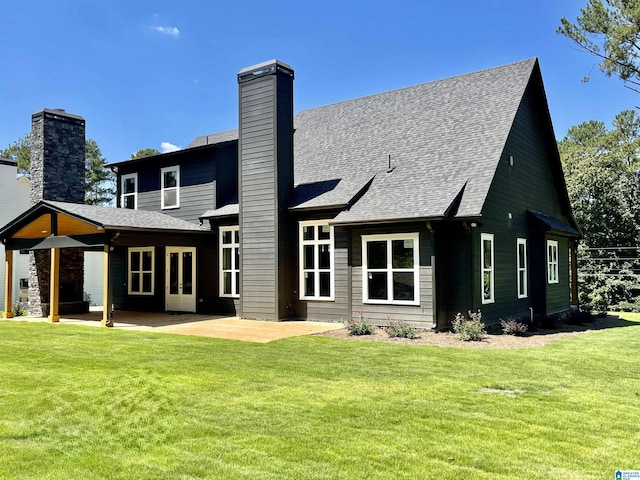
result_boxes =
[488,314,638,338]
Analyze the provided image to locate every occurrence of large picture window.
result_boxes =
[161,166,180,209]
[299,221,334,300]
[121,173,137,209]
[220,226,240,297]
[481,233,494,304]
[547,240,559,284]
[362,233,419,305]
[128,247,154,295]
[517,238,527,299]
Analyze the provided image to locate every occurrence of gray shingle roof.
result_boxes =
[187,129,239,148]
[200,203,239,219]
[294,58,537,223]
[43,201,207,232]
[187,59,538,222]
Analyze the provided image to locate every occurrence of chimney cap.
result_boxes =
[238,59,294,82]
[32,108,85,123]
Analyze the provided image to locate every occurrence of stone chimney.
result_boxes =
[28,108,86,316]
[237,60,295,320]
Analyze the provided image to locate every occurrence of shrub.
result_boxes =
[452,310,486,341]
[12,302,27,317]
[345,311,375,336]
[500,318,528,336]
[386,320,419,339]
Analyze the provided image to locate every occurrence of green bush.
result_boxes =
[12,303,27,317]
[386,321,419,339]
[500,318,528,336]
[452,310,486,341]
[345,312,375,336]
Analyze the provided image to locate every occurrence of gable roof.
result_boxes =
[293,58,538,223]
[0,200,208,241]
[183,58,538,223]
[118,58,542,224]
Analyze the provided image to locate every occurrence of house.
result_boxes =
[0,160,31,307]
[0,58,580,329]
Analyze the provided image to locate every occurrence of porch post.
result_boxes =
[3,249,14,318]
[101,244,113,327]
[48,247,60,322]
[570,242,579,309]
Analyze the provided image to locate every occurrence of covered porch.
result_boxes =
[1,200,212,326]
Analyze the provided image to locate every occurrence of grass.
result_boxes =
[0,314,639,479]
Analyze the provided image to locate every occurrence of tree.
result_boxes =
[0,134,116,206]
[558,0,640,93]
[0,134,31,173]
[558,111,640,312]
[130,148,161,159]
[85,139,116,206]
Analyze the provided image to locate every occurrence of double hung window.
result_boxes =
[547,240,559,284]
[161,166,180,209]
[481,233,495,304]
[517,238,527,298]
[220,226,240,297]
[300,221,334,300]
[121,173,137,209]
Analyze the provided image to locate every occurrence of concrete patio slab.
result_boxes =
[5,310,344,343]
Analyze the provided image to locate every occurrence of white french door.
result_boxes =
[165,247,196,312]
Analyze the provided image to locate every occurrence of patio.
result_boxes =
[6,309,344,343]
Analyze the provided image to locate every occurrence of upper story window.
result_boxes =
[547,240,559,284]
[362,233,419,306]
[121,173,137,209]
[481,233,495,304]
[517,238,528,299]
[128,247,154,295]
[220,226,240,298]
[299,221,334,300]
[161,166,180,209]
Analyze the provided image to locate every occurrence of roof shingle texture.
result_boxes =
[293,58,537,222]
[44,201,207,232]
[188,59,537,222]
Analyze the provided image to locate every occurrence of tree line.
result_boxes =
[558,0,640,312]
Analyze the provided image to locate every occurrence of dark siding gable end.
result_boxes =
[473,68,574,322]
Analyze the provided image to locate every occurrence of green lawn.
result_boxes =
[1,314,639,479]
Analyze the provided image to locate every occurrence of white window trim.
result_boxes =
[219,226,240,298]
[299,220,335,301]
[128,247,154,295]
[161,166,180,209]
[547,239,559,284]
[517,238,528,299]
[481,233,495,304]
[362,233,420,306]
[121,173,137,210]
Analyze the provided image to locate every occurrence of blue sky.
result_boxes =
[0,0,637,163]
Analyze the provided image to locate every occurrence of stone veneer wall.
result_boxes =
[28,109,86,317]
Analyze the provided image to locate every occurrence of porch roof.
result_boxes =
[0,200,210,250]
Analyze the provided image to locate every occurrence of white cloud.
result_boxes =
[151,26,180,38]
[161,142,181,153]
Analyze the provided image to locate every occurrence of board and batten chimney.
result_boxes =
[237,60,295,320]
[28,108,86,317]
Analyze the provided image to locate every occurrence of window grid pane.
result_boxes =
[363,235,418,304]
[220,227,240,297]
[300,222,333,299]
[129,247,154,295]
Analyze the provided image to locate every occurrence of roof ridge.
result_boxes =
[296,57,538,116]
